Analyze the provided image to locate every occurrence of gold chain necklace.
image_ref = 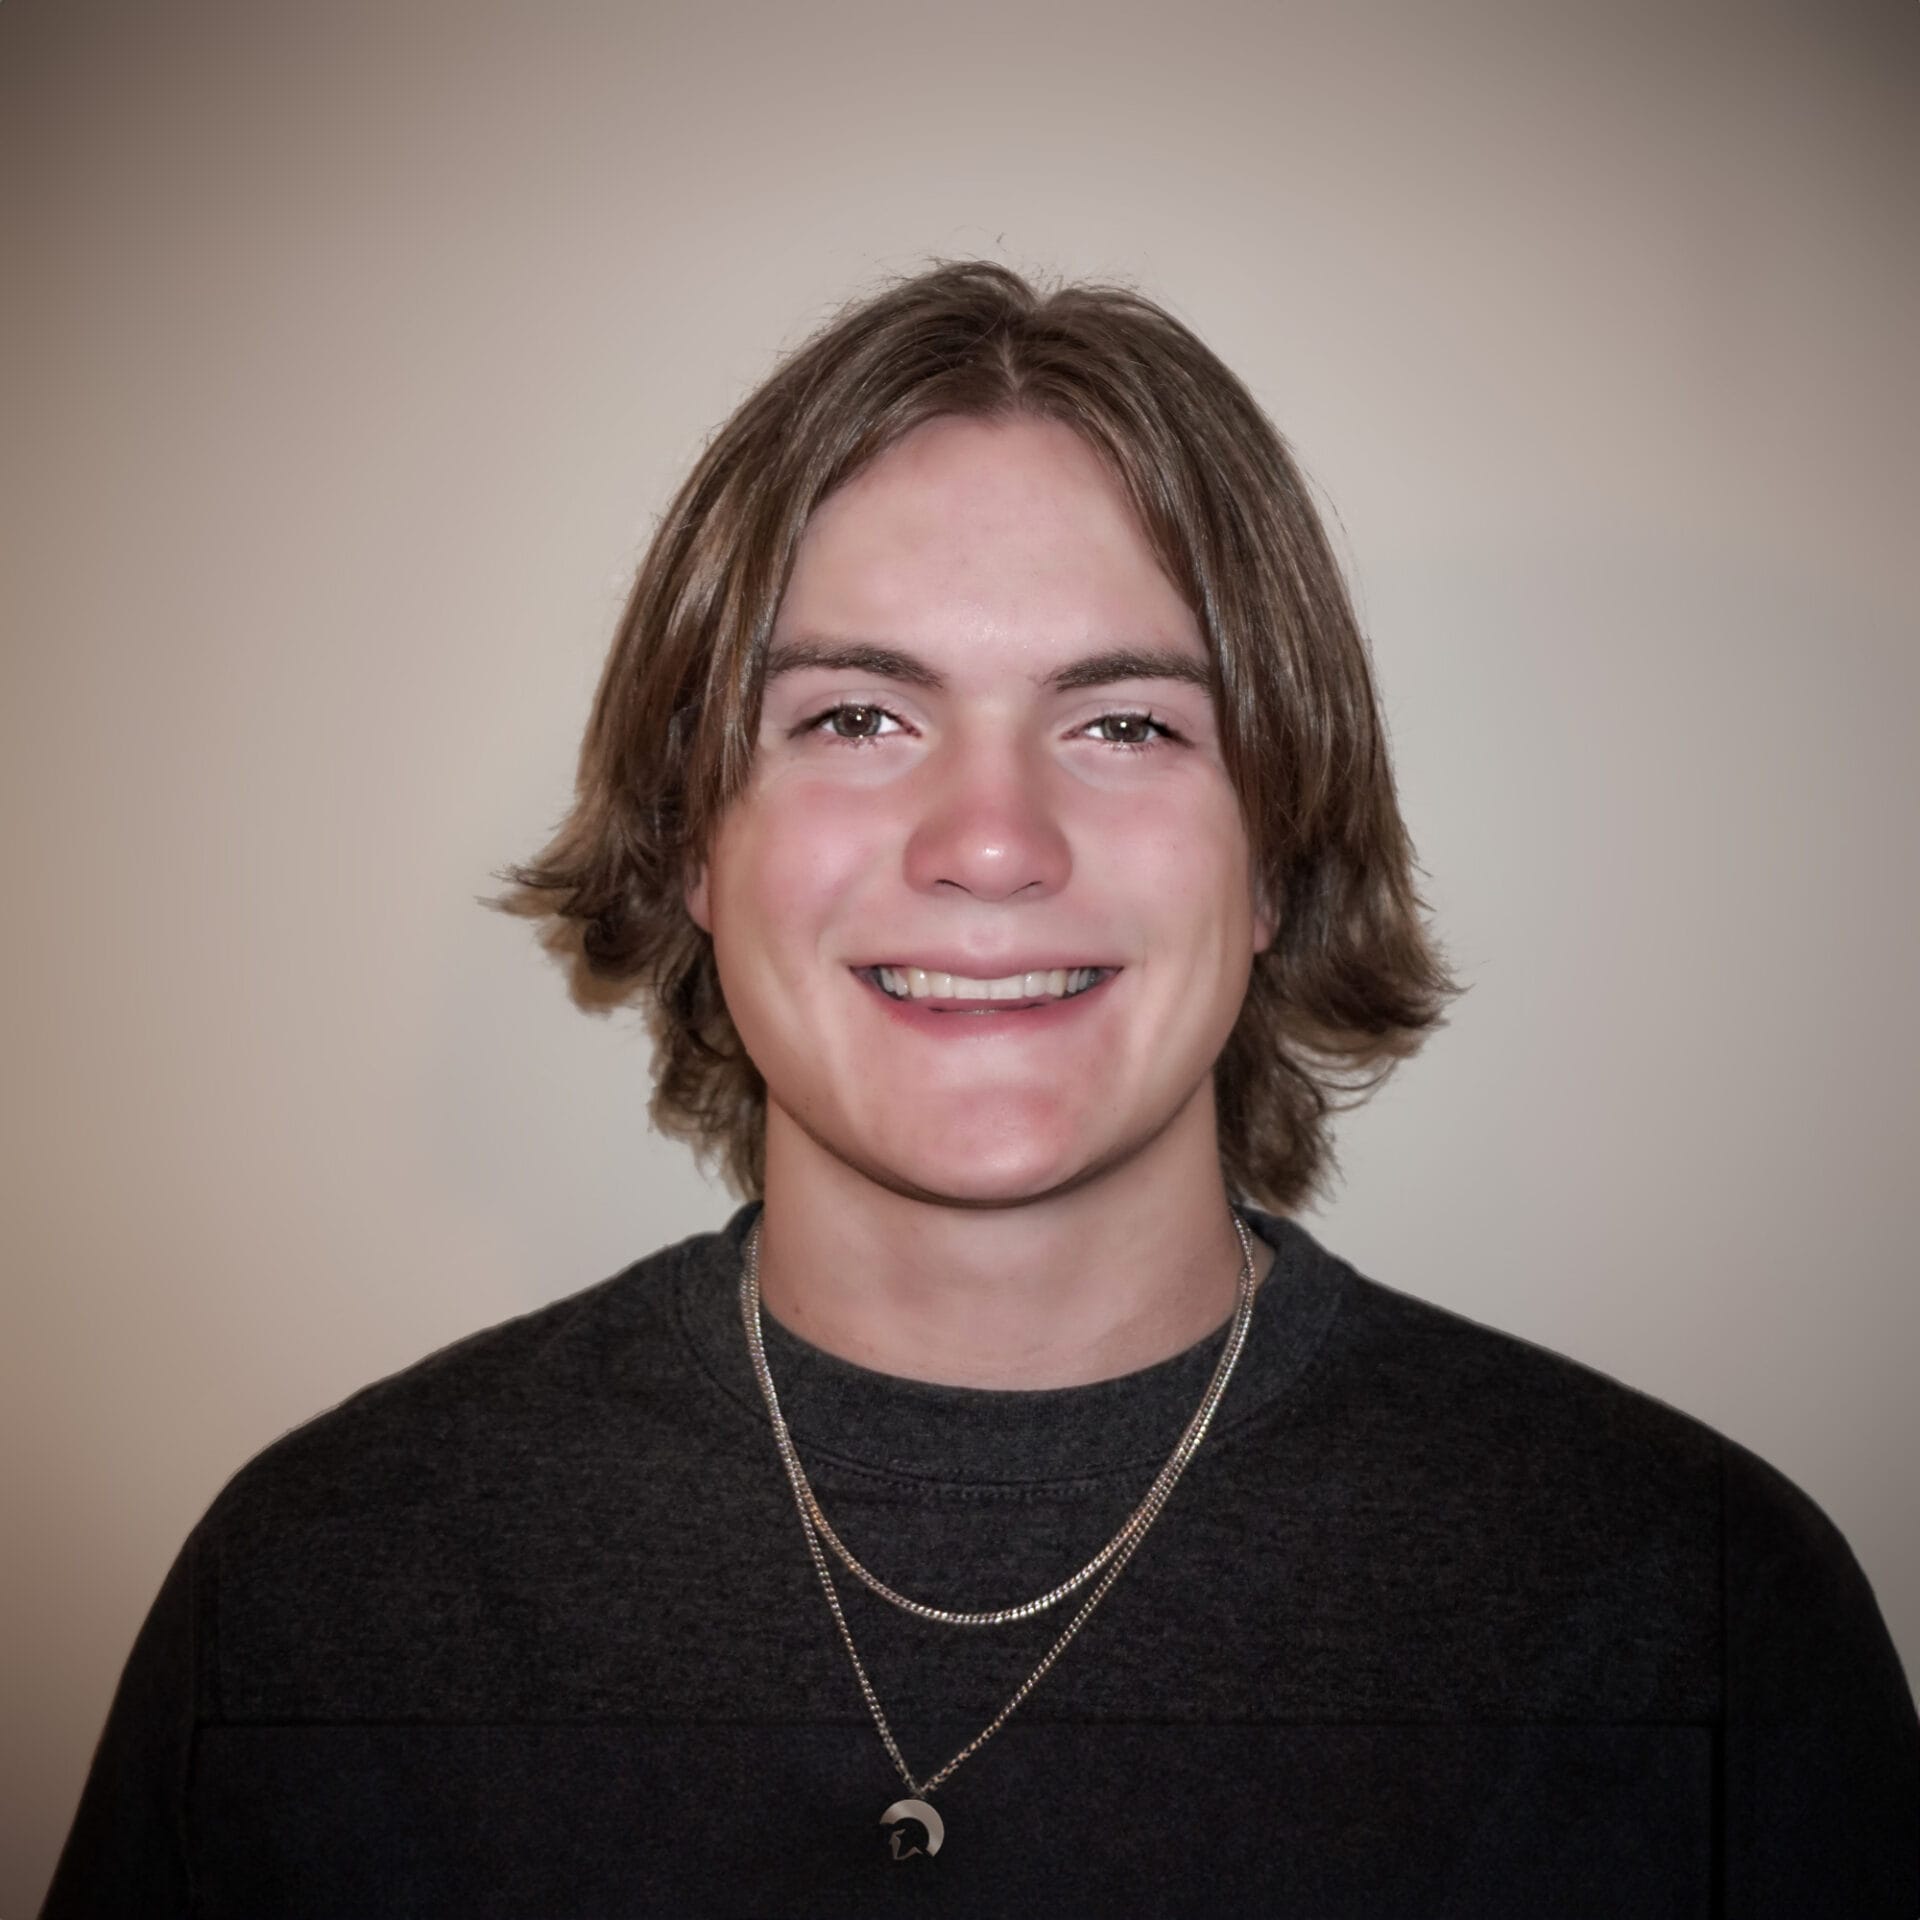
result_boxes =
[739,1212,1259,1860]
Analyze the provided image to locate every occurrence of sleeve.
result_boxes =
[1720,1435,1920,1917]
[39,1530,201,1919]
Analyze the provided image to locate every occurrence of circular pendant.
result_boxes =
[880,1796,945,1860]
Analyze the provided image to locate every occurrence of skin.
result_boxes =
[686,414,1275,1388]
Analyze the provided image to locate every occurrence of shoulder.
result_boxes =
[1261,1225,1919,1728]
[1338,1255,1865,1547]
[1718,1430,1916,1725]
[1272,1218,1726,1504]
[1284,1223,1901,1641]
[196,1215,738,1543]
[173,1213,760,1720]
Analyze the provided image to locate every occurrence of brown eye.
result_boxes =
[828,705,883,739]
[1096,713,1156,745]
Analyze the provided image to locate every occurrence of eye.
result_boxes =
[1083,711,1183,752]
[796,702,907,745]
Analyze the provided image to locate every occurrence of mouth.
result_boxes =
[854,964,1119,1011]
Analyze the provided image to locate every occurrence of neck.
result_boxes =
[751,1099,1275,1390]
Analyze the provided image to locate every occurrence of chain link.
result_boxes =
[741,1211,1259,1800]
[743,1215,1256,1624]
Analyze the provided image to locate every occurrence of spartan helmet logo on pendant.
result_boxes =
[880,1797,945,1860]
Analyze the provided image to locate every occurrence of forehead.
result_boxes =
[774,414,1202,663]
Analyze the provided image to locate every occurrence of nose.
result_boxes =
[901,732,1073,902]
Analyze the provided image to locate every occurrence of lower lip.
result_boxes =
[854,969,1121,1036]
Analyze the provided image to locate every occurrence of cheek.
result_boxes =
[715,784,892,948]
[1096,791,1256,941]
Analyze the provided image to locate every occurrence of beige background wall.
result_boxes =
[4,0,1915,1906]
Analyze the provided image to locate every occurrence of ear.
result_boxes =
[685,861,713,935]
[1251,873,1277,956]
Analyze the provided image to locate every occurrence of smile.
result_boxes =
[854,965,1117,1010]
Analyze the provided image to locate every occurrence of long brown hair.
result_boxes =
[491,260,1464,1212]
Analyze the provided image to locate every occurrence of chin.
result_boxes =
[838,1112,1131,1210]
[860,1158,1110,1211]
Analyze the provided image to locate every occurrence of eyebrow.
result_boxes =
[762,638,1213,695]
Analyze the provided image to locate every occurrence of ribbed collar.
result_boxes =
[674,1201,1348,1489]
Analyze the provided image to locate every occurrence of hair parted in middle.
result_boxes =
[494,258,1464,1213]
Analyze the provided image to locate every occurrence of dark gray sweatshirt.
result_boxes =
[41,1204,1920,1917]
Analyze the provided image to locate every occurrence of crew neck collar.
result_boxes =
[674,1201,1348,1489]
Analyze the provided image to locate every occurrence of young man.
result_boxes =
[45,264,1918,1916]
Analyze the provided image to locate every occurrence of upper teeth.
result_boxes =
[873,966,1104,1002]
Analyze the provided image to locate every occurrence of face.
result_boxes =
[686,414,1273,1208]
